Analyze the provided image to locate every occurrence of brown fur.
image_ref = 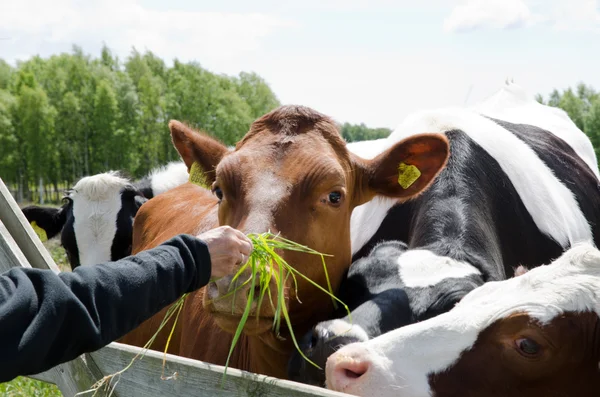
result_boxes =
[121,105,450,378]
[429,311,600,396]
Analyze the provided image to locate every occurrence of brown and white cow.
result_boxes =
[119,105,450,378]
[326,242,600,397]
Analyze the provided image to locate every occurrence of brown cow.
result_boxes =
[326,242,600,397]
[120,105,450,378]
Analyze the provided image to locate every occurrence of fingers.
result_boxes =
[223,225,253,256]
[232,228,253,251]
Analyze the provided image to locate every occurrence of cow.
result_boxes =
[21,162,188,268]
[325,242,600,397]
[120,105,450,379]
[288,240,485,385]
[289,81,600,385]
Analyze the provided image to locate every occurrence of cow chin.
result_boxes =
[210,312,275,336]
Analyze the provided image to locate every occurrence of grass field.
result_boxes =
[0,237,69,396]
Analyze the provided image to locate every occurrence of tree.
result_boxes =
[538,83,600,167]
[585,98,600,162]
[91,79,119,171]
[11,71,56,201]
[234,72,280,119]
[340,122,391,142]
[558,89,585,131]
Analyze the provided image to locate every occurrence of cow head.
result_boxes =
[169,105,449,339]
[326,242,600,397]
[22,172,147,269]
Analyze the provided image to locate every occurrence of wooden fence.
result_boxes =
[0,178,350,397]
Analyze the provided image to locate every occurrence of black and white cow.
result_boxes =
[289,82,600,385]
[21,161,188,269]
[288,240,486,385]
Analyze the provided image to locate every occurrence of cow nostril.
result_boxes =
[338,359,369,380]
[248,285,262,300]
[345,369,361,379]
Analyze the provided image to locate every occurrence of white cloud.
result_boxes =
[546,0,600,32]
[0,0,290,67]
[443,0,534,33]
[444,0,600,33]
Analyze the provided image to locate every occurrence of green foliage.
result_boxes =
[0,377,61,396]
[340,122,391,142]
[538,83,600,166]
[0,45,395,203]
[0,45,282,201]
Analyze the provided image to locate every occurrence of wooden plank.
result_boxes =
[0,179,60,273]
[0,179,112,397]
[90,342,351,397]
[0,221,32,272]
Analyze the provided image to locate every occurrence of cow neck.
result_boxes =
[406,129,565,280]
[408,192,503,281]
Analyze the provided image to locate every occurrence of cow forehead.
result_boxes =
[454,243,600,325]
[71,171,131,201]
[218,135,348,188]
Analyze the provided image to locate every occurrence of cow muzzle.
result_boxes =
[204,267,282,335]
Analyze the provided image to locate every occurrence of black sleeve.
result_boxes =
[0,234,211,382]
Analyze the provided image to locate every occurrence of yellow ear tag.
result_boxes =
[31,221,48,242]
[398,162,421,189]
[189,162,209,189]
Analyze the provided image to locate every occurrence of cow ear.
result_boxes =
[169,120,231,186]
[352,133,449,205]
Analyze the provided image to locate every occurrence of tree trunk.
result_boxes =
[53,181,60,202]
[38,177,44,205]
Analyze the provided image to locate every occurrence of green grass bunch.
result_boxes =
[219,232,351,378]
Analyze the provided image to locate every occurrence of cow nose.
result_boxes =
[207,274,235,300]
[206,267,279,317]
[326,344,372,394]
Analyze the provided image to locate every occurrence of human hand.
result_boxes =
[196,226,253,279]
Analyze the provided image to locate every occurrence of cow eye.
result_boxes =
[515,338,541,357]
[212,186,223,201]
[328,191,342,205]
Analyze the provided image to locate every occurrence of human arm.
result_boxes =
[0,234,208,381]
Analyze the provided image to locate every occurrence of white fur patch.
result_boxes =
[149,161,189,196]
[327,319,370,342]
[472,82,600,178]
[327,243,600,397]
[348,93,593,253]
[244,171,289,234]
[397,250,482,288]
[71,172,130,266]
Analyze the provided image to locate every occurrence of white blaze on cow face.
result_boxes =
[326,243,600,397]
[71,172,131,266]
[327,319,370,342]
[397,250,482,288]
[245,170,290,234]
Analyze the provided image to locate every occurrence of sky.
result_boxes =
[1,0,599,128]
